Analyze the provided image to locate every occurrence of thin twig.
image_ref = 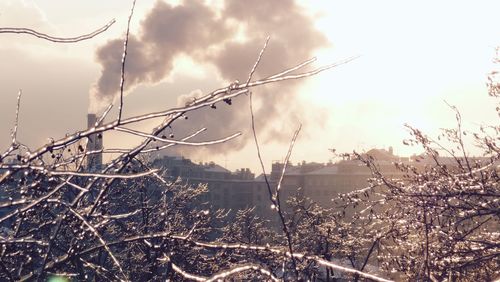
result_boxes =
[81,128,207,154]
[168,237,394,282]
[63,204,126,280]
[206,264,279,282]
[0,176,74,224]
[444,101,473,175]
[249,84,302,278]
[274,124,302,279]
[11,90,22,144]
[249,92,275,206]
[117,0,137,123]
[0,20,115,43]
[46,168,159,179]
[97,104,113,126]
[34,216,63,280]
[252,55,359,86]
[115,126,241,146]
[245,36,270,87]
[267,57,316,80]
[276,125,301,194]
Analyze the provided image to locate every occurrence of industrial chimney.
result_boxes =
[87,114,103,171]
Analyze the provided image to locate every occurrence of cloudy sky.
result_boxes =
[1,0,499,172]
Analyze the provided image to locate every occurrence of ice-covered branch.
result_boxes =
[0,20,115,43]
[117,0,136,123]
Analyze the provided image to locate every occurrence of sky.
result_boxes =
[0,0,499,173]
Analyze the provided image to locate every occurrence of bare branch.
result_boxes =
[252,55,359,86]
[267,57,316,80]
[102,127,207,153]
[115,126,241,146]
[205,264,280,282]
[276,124,301,194]
[249,92,275,206]
[274,124,302,278]
[0,176,72,224]
[62,203,126,280]
[169,237,393,282]
[245,36,270,87]
[11,90,22,144]
[117,0,137,123]
[45,168,159,179]
[0,20,115,43]
[249,89,303,278]
[97,104,114,126]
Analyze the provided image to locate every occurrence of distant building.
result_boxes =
[152,156,260,214]
[274,148,405,209]
[150,149,404,217]
[152,148,480,219]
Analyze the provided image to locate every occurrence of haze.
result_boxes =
[0,0,499,173]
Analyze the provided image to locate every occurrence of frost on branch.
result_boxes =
[334,100,500,280]
[0,7,374,281]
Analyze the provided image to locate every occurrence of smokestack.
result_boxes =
[89,0,328,159]
[87,114,103,171]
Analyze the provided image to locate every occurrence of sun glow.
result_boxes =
[292,0,500,160]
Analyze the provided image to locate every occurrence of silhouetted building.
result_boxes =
[276,148,405,208]
[152,156,259,213]
[151,148,447,219]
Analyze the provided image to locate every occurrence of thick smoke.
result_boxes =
[90,0,329,158]
[89,0,232,111]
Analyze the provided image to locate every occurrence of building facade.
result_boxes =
[151,148,405,219]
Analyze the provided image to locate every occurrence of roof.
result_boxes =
[203,164,230,174]
[254,173,270,182]
[280,163,325,176]
[283,167,304,176]
[364,148,398,161]
[306,166,339,175]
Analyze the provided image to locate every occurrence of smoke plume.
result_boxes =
[90,0,329,158]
